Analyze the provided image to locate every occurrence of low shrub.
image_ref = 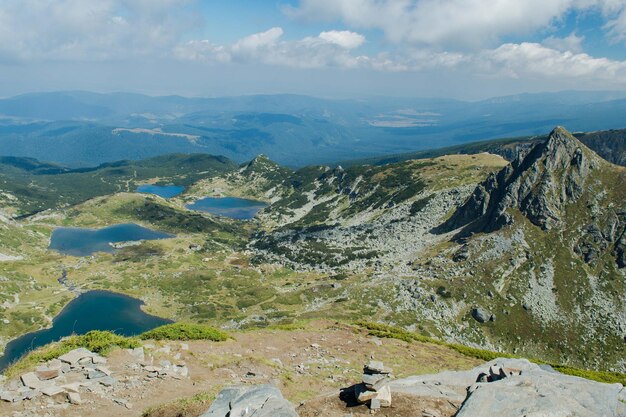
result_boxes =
[140,323,229,341]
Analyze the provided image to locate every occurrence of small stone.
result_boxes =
[143,366,162,373]
[364,361,391,375]
[96,366,112,376]
[23,389,40,400]
[157,345,171,354]
[129,347,144,361]
[67,392,82,404]
[92,356,107,365]
[370,398,381,410]
[88,370,107,380]
[97,376,117,387]
[78,357,93,365]
[175,365,189,378]
[362,373,386,389]
[62,383,81,393]
[355,386,378,404]
[36,369,60,380]
[376,385,391,407]
[21,372,43,389]
[41,386,64,397]
[180,343,189,350]
[1,391,19,402]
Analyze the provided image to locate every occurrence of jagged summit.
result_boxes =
[438,126,603,234]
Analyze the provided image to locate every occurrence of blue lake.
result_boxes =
[0,290,172,372]
[136,184,185,198]
[186,197,268,220]
[49,223,173,256]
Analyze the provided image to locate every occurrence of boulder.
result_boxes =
[200,384,297,417]
[470,307,490,323]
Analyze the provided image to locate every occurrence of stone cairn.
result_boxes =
[355,360,393,411]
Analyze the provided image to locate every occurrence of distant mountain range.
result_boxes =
[1,90,626,167]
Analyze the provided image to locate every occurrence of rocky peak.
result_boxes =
[439,126,602,234]
[241,154,289,177]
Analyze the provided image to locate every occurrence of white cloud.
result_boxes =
[318,30,365,49]
[288,0,626,49]
[178,28,370,69]
[483,42,626,81]
[233,27,284,52]
[174,26,626,86]
[542,32,585,53]
[0,0,197,62]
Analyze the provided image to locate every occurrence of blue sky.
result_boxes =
[0,0,625,99]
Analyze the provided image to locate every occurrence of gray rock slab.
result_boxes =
[200,384,297,417]
[58,348,95,365]
[20,372,43,389]
[456,371,625,417]
[390,358,625,417]
[200,386,245,417]
[41,386,64,397]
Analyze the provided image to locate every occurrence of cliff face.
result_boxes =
[442,127,602,233]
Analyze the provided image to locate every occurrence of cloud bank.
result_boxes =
[1,0,626,96]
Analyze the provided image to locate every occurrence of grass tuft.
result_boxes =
[140,323,229,341]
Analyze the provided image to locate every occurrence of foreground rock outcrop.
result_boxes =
[200,384,297,417]
[295,358,626,416]
[392,358,625,417]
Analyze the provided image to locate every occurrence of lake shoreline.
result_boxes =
[0,289,172,373]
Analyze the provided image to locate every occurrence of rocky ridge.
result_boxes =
[243,127,625,370]
[441,126,602,233]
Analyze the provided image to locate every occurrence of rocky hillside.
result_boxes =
[192,127,626,370]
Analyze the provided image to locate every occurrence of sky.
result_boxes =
[1,0,626,99]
